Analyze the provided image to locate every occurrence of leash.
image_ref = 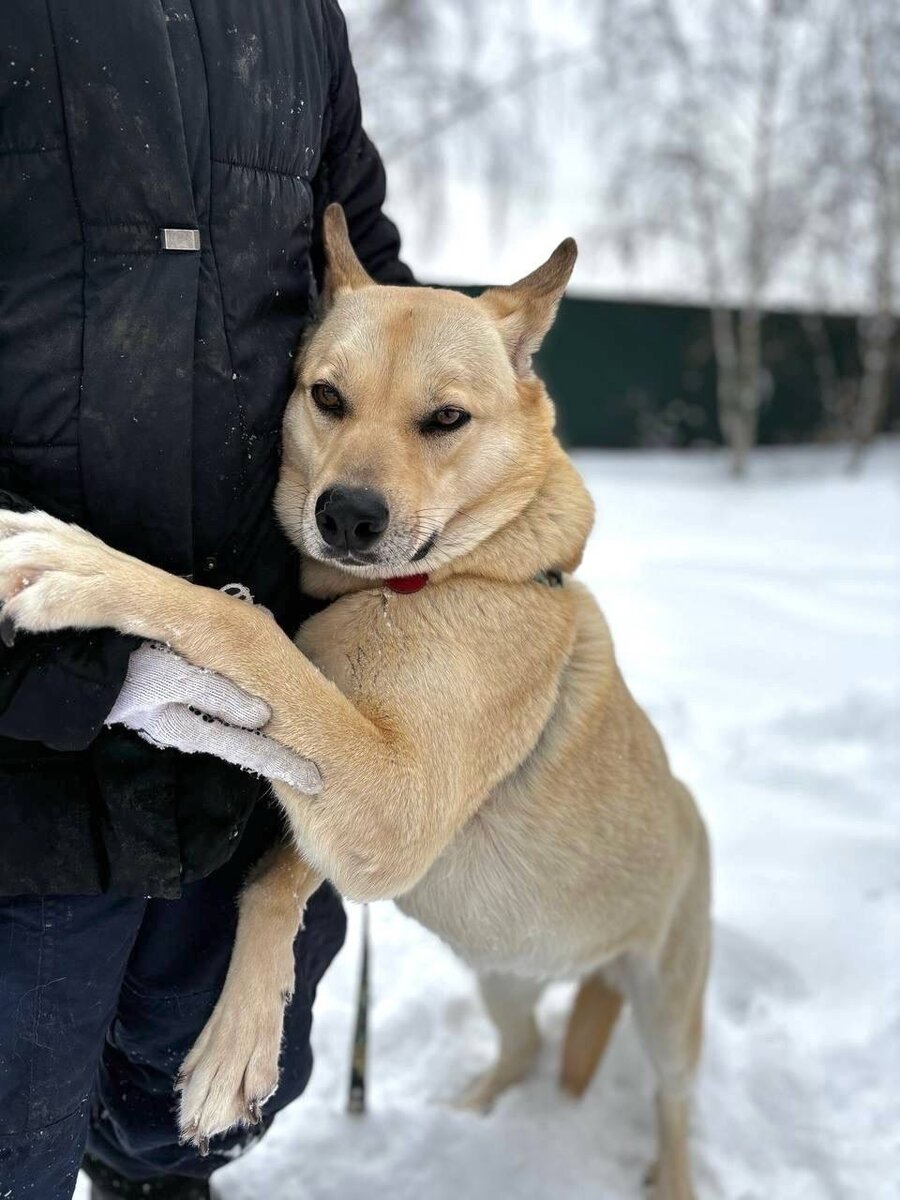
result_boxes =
[347,903,371,1114]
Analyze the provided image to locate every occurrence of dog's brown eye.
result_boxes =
[311,381,345,417]
[420,407,471,435]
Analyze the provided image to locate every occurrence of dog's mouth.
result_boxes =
[314,529,439,572]
[411,530,438,562]
[319,548,380,568]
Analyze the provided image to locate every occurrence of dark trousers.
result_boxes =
[0,808,346,1200]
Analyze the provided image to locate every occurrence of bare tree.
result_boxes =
[342,0,591,245]
[801,314,858,442]
[343,0,897,469]
[346,0,809,479]
[798,0,899,466]
[595,0,835,475]
[846,0,899,470]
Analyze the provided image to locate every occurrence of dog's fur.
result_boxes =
[0,206,710,1198]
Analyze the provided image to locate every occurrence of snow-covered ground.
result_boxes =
[79,441,900,1200]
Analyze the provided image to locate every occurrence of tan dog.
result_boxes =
[0,206,710,1199]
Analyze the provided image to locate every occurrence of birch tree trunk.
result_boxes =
[723,0,780,478]
[848,0,897,472]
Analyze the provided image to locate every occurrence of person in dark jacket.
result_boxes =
[0,3,413,1198]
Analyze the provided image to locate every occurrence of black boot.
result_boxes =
[83,1153,213,1200]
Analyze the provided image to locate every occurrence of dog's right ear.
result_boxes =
[322,203,373,306]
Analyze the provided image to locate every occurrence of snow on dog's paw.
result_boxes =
[176,988,288,1148]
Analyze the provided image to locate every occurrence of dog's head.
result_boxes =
[276,204,576,578]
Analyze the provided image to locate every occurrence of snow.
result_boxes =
[77,440,900,1200]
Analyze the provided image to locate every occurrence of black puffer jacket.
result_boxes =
[1,0,412,896]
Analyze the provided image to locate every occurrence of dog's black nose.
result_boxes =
[315,486,389,554]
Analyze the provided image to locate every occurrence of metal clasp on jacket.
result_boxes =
[161,228,201,252]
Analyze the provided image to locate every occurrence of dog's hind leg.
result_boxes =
[456,972,544,1111]
[559,972,624,1098]
[622,831,711,1200]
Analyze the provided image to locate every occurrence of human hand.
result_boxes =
[106,641,321,793]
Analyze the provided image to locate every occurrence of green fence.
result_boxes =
[453,288,898,448]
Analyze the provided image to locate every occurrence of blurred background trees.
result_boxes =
[341,0,899,475]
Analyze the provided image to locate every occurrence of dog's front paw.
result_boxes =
[176,985,289,1152]
[0,509,130,642]
[452,1027,541,1113]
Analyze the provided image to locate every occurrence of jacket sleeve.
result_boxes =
[311,0,415,288]
[0,490,138,752]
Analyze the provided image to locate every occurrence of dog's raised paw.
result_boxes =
[176,991,286,1146]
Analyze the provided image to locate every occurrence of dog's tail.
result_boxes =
[559,975,624,1098]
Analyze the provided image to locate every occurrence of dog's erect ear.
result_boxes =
[322,203,373,304]
[478,239,577,377]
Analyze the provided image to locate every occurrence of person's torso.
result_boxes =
[0,0,342,897]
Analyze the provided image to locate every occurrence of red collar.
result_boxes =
[384,573,429,594]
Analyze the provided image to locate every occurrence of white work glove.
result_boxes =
[106,640,321,794]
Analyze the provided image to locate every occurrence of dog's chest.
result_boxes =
[299,584,604,975]
[297,589,417,691]
[397,783,589,978]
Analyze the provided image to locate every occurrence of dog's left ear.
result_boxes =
[478,239,577,377]
[322,203,373,305]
